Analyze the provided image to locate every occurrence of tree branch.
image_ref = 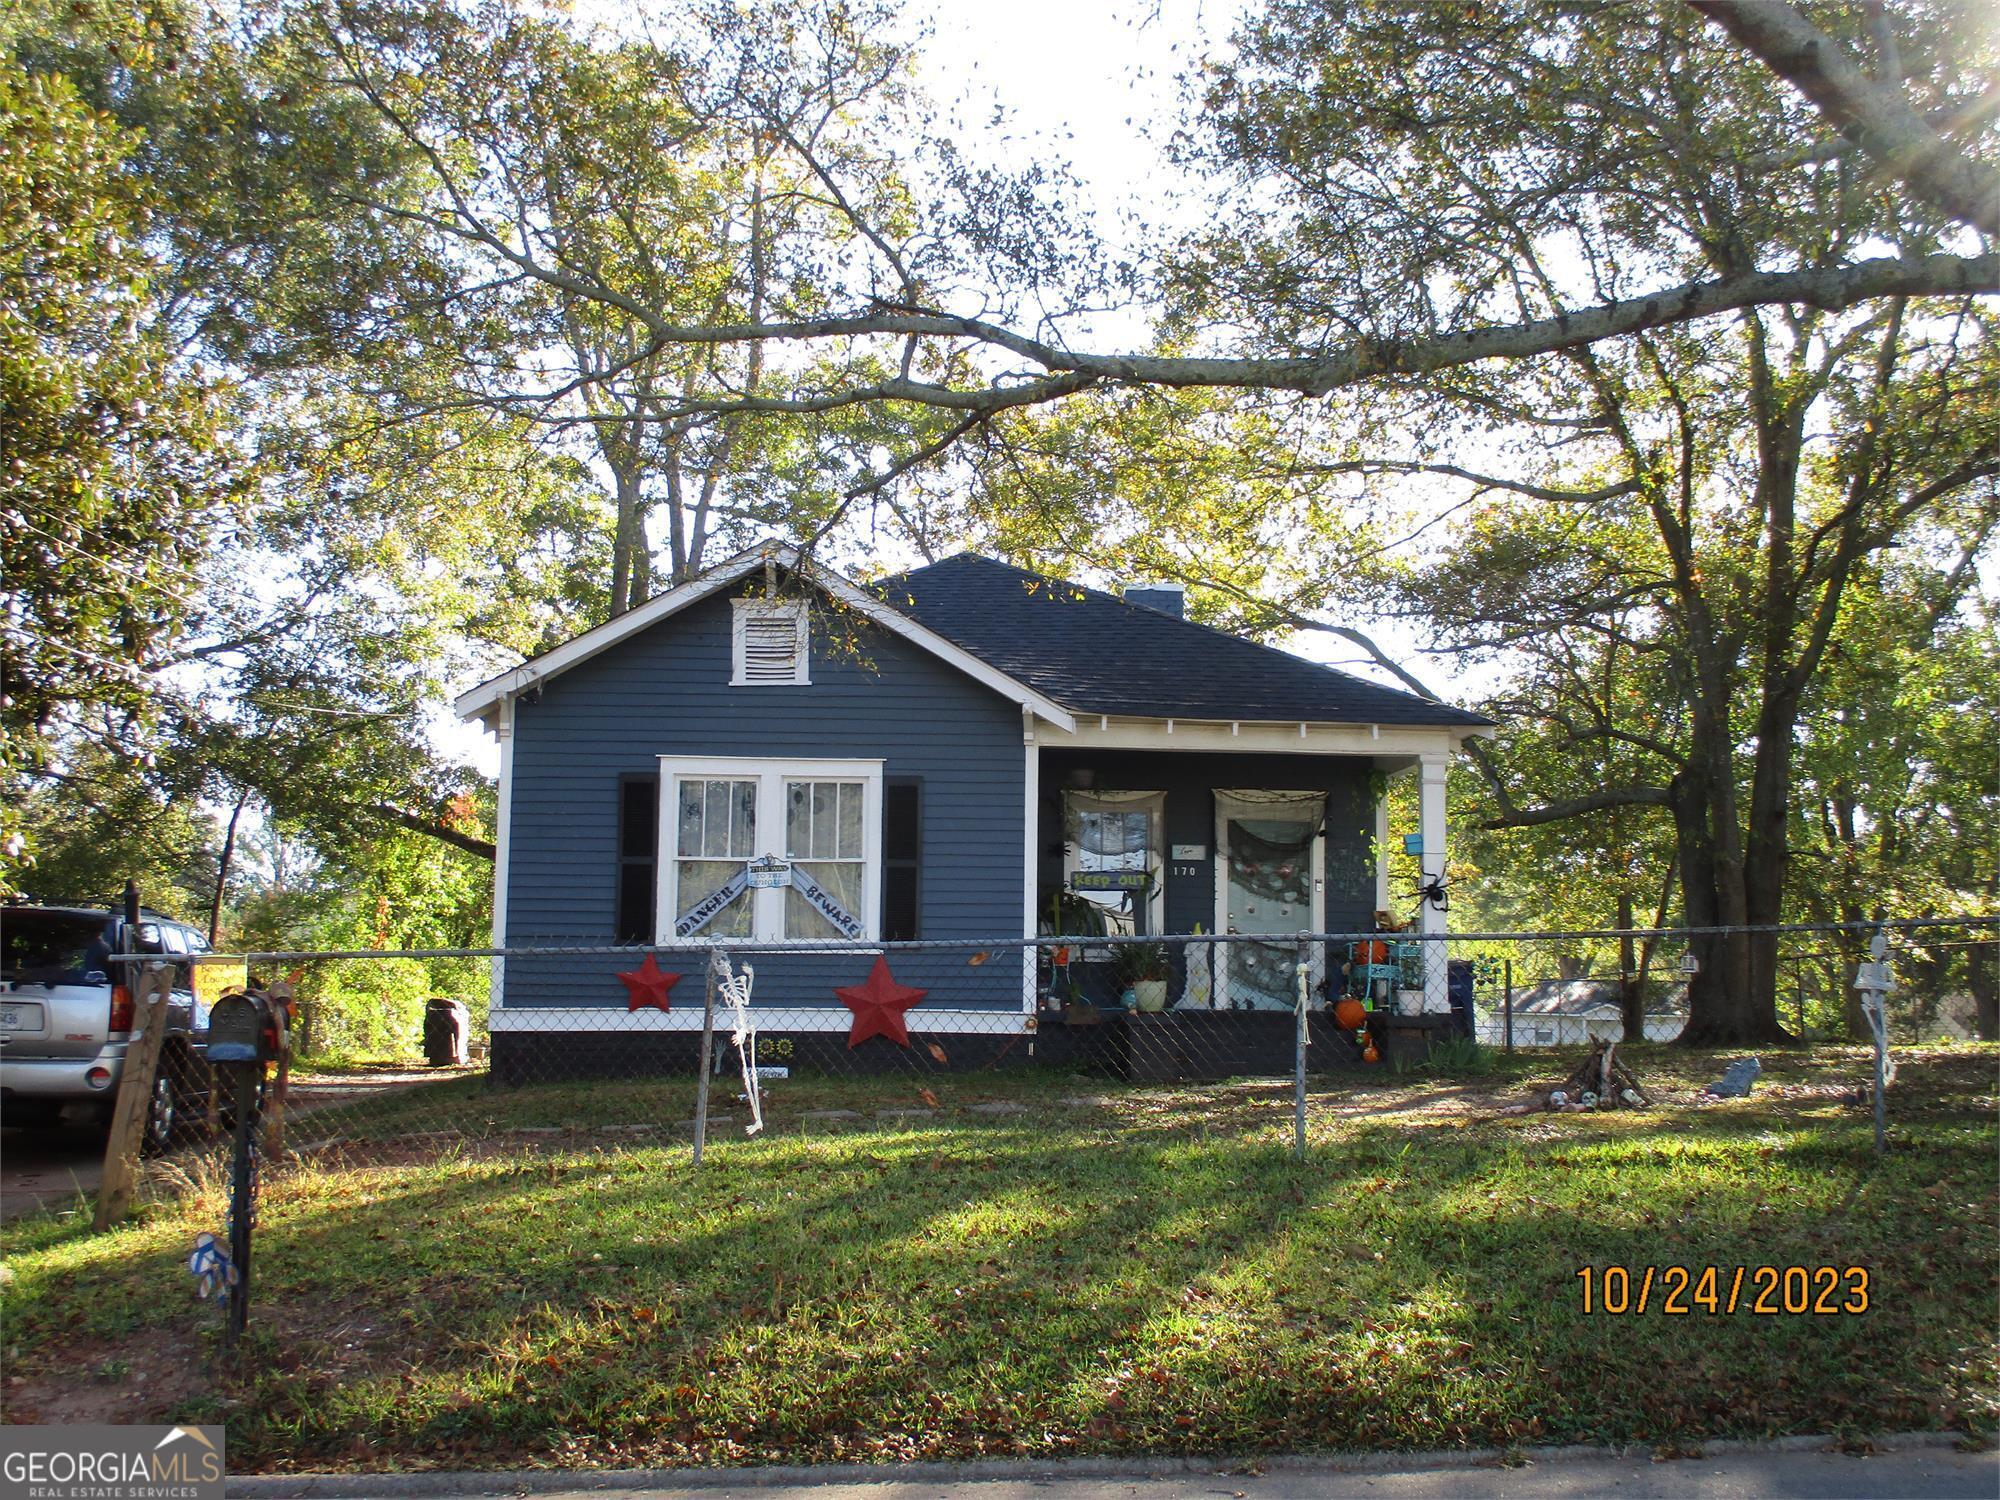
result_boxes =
[1480,785,1673,830]
[1689,0,2000,236]
[594,252,1997,414]
[367,804,496,861]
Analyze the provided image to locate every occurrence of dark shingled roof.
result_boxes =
[874,554,1491,728]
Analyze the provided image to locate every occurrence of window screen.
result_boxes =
[784,778,867,939]
[675,776,756,938]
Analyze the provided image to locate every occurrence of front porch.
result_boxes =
[1029,732,1455,1022]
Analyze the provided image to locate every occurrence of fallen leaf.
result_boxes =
[967,951,991,966]
[927,1043,949,1065]
[919,1087,941,1109]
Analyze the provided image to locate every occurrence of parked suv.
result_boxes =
[0,903,216,1153]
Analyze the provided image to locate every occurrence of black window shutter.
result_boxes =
[882,778,921,941]
[616,775,658,943]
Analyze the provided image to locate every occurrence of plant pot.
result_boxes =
[1132,979,1169,1013]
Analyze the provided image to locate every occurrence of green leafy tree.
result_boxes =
[0,50,236,889]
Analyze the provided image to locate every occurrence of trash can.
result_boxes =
[1446,959,1476,1040]
[422,997,470,1067]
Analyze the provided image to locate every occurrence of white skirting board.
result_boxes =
[486,1007,1033,1035]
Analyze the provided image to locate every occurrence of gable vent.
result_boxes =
[733,601,809,685]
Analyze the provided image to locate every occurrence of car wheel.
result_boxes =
[141,1056,198,1156]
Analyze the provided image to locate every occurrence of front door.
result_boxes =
[1215,791,1325,1010]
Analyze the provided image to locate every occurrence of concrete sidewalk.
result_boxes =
[228,1432,1994,1499]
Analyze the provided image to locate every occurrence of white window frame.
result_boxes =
[655,756,882,944]
[730,599,810,686]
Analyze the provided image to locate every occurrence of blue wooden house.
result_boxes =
[455,542,1490,1079]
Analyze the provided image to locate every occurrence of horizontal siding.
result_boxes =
[504,587,1024,1007]
[500,948,1025,1013]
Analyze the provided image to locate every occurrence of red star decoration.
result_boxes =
[616,953,682,1013]
[834,955,928,1048]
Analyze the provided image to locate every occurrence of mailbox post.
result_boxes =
[207,991,283,1345]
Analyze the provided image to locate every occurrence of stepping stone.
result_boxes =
[595,1123,657,1135]
[1060,1095,1109,1108]
[968,1101,1028,1116]
[513,1126,564,1136]
[803,1109,864,1122]
[875,1108,937,1121]
[675,1116,734,1128]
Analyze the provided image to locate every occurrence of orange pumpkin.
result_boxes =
[1350,938,1389,967]
[1362,1043,1381,1064]
[1333,997,1368,1031]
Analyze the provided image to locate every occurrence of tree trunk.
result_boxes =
[1672,738,1790,1045]
[1617,887,1642,1042]
[208,790,250,946]
[608,434,645,617]
[1971,940,1998,1041]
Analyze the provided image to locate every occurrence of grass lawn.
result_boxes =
[1,1043,1993,1472]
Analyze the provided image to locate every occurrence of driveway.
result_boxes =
[0,1124,105,1220]
[0,1064,477,1221]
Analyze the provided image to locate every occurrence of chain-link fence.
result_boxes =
[69,919,1974,1178]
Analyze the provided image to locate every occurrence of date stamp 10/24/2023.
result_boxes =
[1575,1264,1871,1316]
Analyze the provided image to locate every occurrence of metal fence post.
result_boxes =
[693,950,719,1166]
[1503,958,1514,1054]
[1854,931,1894,1155]
[1293,934,1309,1161]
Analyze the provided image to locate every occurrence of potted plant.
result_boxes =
[1122,942,1171,1012]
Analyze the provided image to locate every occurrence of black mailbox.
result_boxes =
[208,992,274,1064]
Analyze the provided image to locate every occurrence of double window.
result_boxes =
[655,758,884,943]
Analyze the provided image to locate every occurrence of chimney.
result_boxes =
[1122,581,1185,619]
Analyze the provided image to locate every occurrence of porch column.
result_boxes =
[1373,784,1392,915]
[1418,751,1449,1009]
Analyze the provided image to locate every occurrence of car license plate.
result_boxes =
[0,1003,42,1031]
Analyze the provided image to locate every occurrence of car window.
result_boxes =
[134,922,167,955]
[1,911,116,984]
[182,929,210,955]
[160,926,188,956]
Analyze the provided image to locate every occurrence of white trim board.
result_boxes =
[1035,715,1488,759]
[455,541,1075,733]
[488,1007,1033,1035]
[490,699,515,1008]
